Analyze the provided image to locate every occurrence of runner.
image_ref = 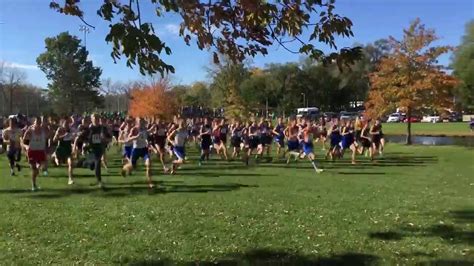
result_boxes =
[260,119,273,157]
[327,120,342,161]
[118,119,133,165]
[22,117,49,191]
[212,119,228,160]
[284,119,301,164]
[370,119,382,158]
[199,118,212,166]
[302,123,324,173]
[272,117,286,158]
[150,118,169,173]
[246,120,261,165]
[230,120,243,159]
[317,117,327,151]
[121,117,154,188]
[87,114,111,189]
[359,119,374,161]
[340,120,358,164]
[167,119,189,175]
[2,118,23,176]
[53,117,75,184]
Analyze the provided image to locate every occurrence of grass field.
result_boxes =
[382,122,474,137]
[0,144,473,265]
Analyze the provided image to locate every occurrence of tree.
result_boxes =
[366,19,459,144]
[452,20,474,109]
[0,65,26,115]
[37,32,103,114]
[50,0,361,76]
[209,60,250,117]
[129,79,178,119]
[100,78,130,113]
[184,82,211,107]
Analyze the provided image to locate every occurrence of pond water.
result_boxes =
[385,135,474,147]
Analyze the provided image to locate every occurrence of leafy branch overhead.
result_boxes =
[50,0,362,76]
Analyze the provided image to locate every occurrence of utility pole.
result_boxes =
[79,25,91,48]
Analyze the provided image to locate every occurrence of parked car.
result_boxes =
[403,116,421,123]
[387,113,403,123]
[339,111,359,120]
[446,112,462,122]
[421,115,441,123]
[323,112,338,121]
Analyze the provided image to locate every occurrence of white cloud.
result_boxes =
[1,61,38,70]
[164,23,180,35]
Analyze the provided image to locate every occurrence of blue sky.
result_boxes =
[0,0,472,88]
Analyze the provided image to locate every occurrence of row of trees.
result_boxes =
[165,39,388,118]
[0,62,50,116]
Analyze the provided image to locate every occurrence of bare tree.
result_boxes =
[0,64,26,115]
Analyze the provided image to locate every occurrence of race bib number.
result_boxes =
[92,134,101,144]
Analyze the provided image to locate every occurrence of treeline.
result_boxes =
[169,40,390,117]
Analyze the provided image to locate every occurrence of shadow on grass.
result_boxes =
[123,250,380,266]
[369,209,474,246]
[0,182,257,199]
[449,209,474,223]
[417,260,474,266]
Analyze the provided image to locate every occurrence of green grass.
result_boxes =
[382,122,474,136]
[0,144,473,265]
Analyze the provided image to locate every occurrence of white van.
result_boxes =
[297,107,319,118]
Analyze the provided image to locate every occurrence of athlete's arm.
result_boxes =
[22,129,32,149]
[167,129,177,144]
[2,129,10,143]
[127,128,140,141]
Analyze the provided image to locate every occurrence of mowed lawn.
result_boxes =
[0,144,472,265]
[382,122,473,136]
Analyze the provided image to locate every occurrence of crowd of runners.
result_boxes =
[0,113,385,191]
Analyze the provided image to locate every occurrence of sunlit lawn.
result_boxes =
[0,144,472,264]
[382,122,473,136]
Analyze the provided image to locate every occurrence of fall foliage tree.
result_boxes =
[128,80,178,119]
[50,0,361,76]
[366,19,459,144]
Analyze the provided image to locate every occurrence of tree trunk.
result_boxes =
[406,107,412,145]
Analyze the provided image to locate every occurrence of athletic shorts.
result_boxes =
[123,146,133,159]
[262,135,273,145]
[7,148,21,162]
[113,130,120,140]
[372,135,381,148]
[249,137,259,149]
[131,148,150,166]
[361,138,372,148]
[303,142,313,155]
[275,137,284,147]
[287,140,299,151]
[56,144,72,161]
[155,136,166,150]
[220,134,227,144]
[231,136,241,148]
[201,138,212,150]
[330,135,341,148]
[173,146,186,160]
[28,150,47,165]
[212,136,221,145]
[340,138,354,150]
